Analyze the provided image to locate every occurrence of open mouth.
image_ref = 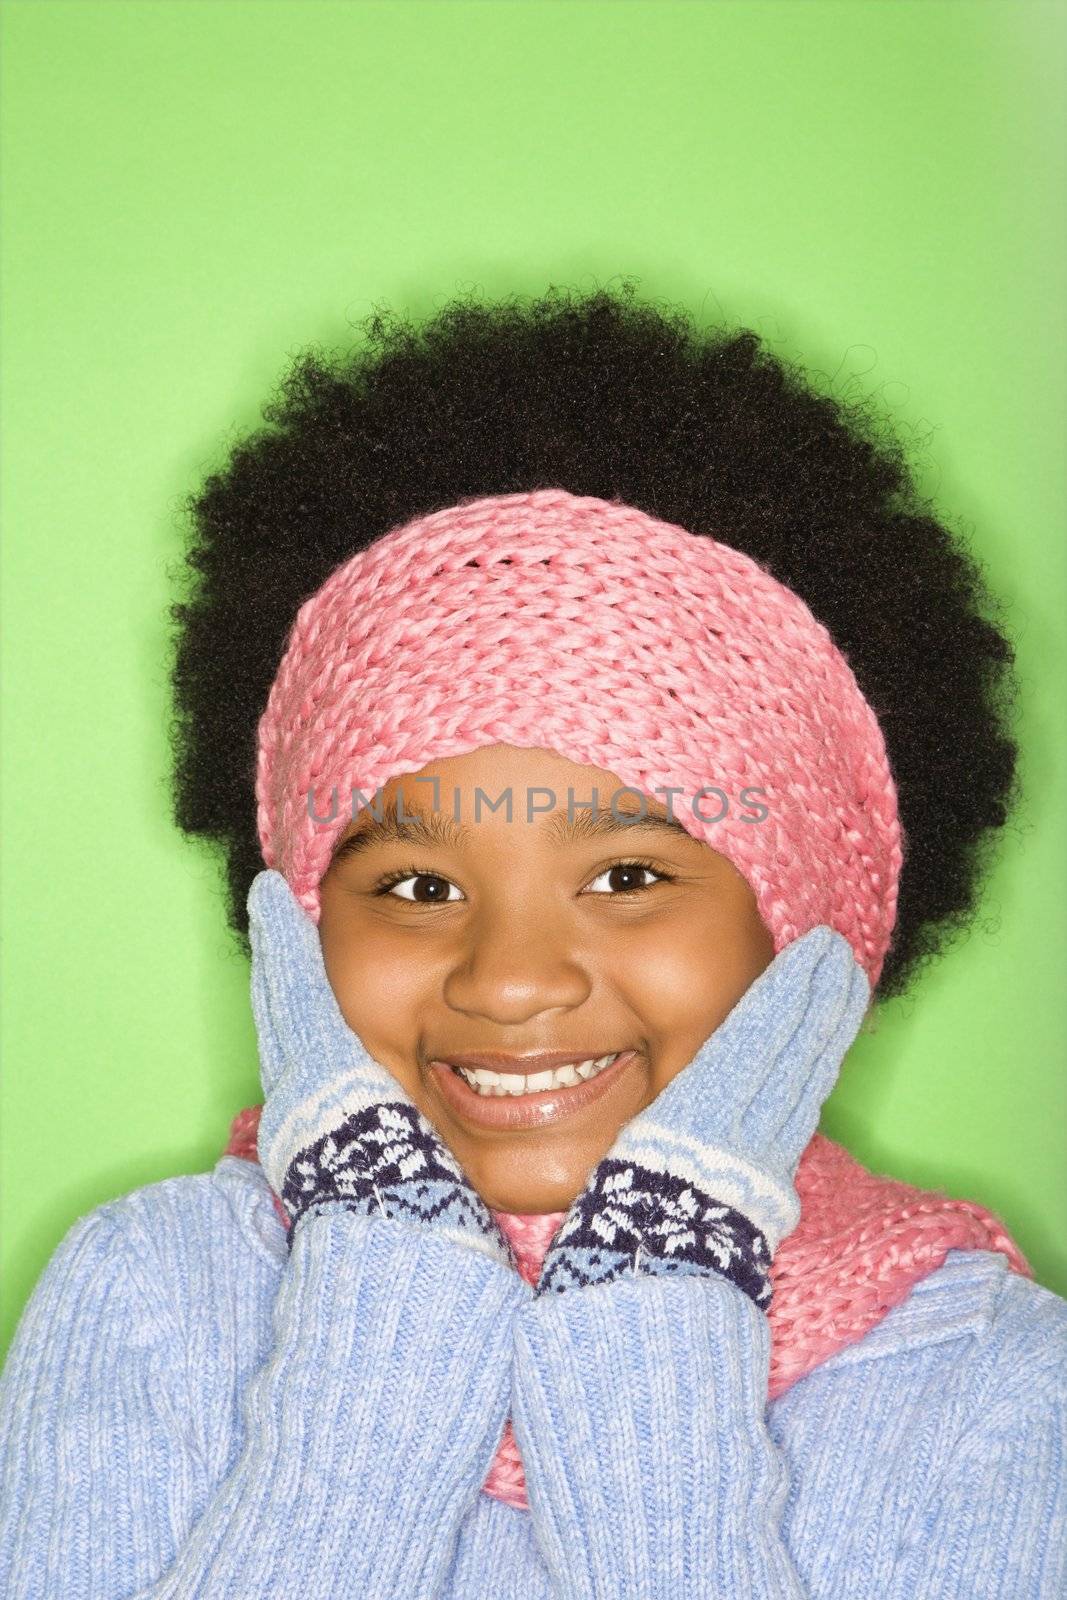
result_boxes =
[449,1052,620,1097]
[429,1049,639,1129]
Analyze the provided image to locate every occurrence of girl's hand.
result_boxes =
[248,868,518,1270]
[536,926,870,1307]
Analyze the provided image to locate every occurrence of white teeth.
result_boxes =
[455,1053,620,1097]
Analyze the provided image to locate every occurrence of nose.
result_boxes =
[442,901,592,1026]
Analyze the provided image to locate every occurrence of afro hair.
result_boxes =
[168,280,1021,1003]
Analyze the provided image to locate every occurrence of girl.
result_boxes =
[1,284,1063,1597]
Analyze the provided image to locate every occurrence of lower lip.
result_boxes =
[428,1050,640,1130]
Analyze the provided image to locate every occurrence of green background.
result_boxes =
[2,0,1065,1363]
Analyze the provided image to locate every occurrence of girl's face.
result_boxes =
[317,743,775,1214]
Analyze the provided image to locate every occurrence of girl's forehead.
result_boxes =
[327,743,753,882]
[343,744,679,827]
[384,743,643,789]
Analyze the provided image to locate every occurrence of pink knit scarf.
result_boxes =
[222,1106,1031,1512]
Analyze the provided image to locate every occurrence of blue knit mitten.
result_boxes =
[535,925,870,1308]
[249,868,518,1271]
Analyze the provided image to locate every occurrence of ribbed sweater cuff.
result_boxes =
[511,1275,806,1599]
[146,1209,528,1600]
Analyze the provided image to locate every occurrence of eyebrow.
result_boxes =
[329,797,692,863]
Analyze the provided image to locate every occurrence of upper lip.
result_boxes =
[431,1049,625,1076]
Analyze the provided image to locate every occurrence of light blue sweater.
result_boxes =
[0,1150,1064,1598]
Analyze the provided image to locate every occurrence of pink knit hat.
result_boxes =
[256,487,903,987]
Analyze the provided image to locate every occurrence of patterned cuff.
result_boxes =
[280,1100,519,1272]
[535,1158,773,1311]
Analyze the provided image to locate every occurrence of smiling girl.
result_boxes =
[1,284,1063,1598]
[316,746,778,1217]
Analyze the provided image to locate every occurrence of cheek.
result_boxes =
[621,941,708,1015]
[610,914,773,1073]
[320,921,432,1060]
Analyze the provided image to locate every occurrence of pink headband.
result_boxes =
[255,488,902,988]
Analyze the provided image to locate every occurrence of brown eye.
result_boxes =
[388,873,463,903]
[586,863,664,894]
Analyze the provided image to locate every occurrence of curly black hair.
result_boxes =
[168,280,1021,1003]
